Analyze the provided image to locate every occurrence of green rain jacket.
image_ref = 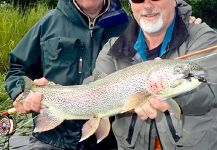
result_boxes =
[5,0,129,149]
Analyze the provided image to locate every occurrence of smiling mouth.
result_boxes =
[142,13,159,18]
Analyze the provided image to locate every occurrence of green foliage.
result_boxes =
[0,3,49,73]
[185,0,217,28]
[120,0,131,15]
[0,74,11,110]
[41,0,58,8]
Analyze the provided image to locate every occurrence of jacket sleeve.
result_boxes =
[175,23,217,115]
[4,23,43,100]
[84,37,133,84]
[83,37,119,85]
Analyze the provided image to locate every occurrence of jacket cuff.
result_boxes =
[10,86,23,100]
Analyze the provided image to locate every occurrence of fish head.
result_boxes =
[146,60,205,99]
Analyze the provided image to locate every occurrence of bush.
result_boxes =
[186,0,217,28]
[41,0,58,8]
[0,74,11,110]
[0,3,49,73]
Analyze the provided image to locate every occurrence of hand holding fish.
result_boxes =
[135,98,170,120]
[13,78,47,114]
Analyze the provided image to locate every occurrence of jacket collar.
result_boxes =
[108,14,188,59]
[56,0,128,29]
[108,19,139,58]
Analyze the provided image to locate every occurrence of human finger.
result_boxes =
[194,18,202,24]
[31,92,43,112]
[34,77,48,86]
[13,100,27,114]
[26,92,43,112]
[149,98,170,112]
[134,107,148,120]
[189,16,195,24]
[140,101,157,119]
[135,101,158,119]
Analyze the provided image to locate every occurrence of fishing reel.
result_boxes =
[0,115,16,136]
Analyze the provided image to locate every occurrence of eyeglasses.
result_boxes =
[130,0,159,4]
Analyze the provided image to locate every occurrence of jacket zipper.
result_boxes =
[77,44,84,85]
[73,0,110,82]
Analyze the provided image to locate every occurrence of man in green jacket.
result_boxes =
[91,0,217,149]
[4,0,129,149]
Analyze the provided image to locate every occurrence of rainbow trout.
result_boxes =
[23,59,205,143]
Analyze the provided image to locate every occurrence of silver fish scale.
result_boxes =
[38,73,148,119]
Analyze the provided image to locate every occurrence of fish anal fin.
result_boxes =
[33,109,63,132]
[95,118,111,143]
[123,92,151,111]
[79,118,100,142]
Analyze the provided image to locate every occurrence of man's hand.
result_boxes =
[189,16,202,24]
[135,98,170,120]
[13,77,48,114]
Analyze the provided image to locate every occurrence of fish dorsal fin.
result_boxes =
[123,92,151,112]
[95,118,111,143]
[79,118,101,142]
[33,108,64,132]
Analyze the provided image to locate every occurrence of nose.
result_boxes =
[142,0,154,9]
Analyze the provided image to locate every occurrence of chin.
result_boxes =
[140,18,163,33]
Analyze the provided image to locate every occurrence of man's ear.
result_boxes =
[173,0,177,7]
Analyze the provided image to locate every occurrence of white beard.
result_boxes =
[140,13,163,33]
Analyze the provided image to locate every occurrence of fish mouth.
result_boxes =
[184,69,207,83]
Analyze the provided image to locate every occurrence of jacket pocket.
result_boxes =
[41,37,81,67]
[112,113,143,149]
[170,115,210,147]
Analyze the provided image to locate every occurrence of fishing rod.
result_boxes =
[0,44,217,136]
[176,44,217,59]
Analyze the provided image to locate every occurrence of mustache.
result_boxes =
[140,9,160,16]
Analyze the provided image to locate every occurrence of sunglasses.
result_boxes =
[130,0,145,3]
[130,0,159,4]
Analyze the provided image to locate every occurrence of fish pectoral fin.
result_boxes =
[33,109,63,133]
[167,98,182,120]
[95,118,111,143]
[123,92,151,112]
[79,118,101,142]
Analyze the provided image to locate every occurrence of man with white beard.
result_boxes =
[89,0,217,149]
